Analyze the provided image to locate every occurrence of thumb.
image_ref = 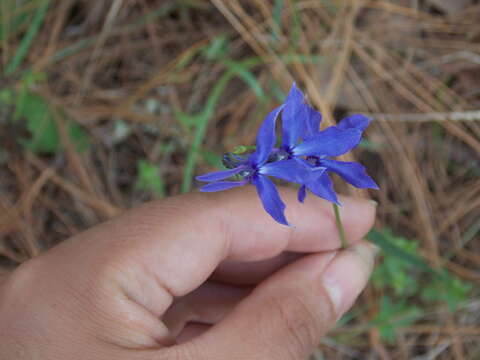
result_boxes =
[188,241,379,360]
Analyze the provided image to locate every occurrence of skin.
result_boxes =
[0,187,378,360]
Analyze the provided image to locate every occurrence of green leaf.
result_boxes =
[373,296,422,343]
[136,160,166,198]
[12,88,89,154]
[19,91,60,153]
[232,145,256,154]
[0,89,13,103]
[200,150,224,169]
[421,271,472,311]
[368,228,435,274]
[370,228,472,312]
[371,229,421,296]
[13,70,47,121]
[68,122,90,153]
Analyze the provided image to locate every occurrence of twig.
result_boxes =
[368,111,480,122]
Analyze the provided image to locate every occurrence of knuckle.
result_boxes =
[269,294,321,357]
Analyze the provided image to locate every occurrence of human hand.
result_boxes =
[0,187,378,359]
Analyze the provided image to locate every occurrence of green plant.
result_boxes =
[368,228,473,342]
[8,2,51,74]
[200,150,224,169]
[372,229,421,296]
[372,296,422,343]
[1,1,88,155]
[421,270,472,311]
[0,1,30,43]
[1,72,89,154]
[135,160,166,198]
[202,34,230,61]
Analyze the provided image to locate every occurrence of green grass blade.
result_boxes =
[289,0,301,50]
[1,1,31,42]
[270,0,284,43]
[368,228,437,274]
[5,0,51,75]
[181,70,233,193]
[222,59,267,102]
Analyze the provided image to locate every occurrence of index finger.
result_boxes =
[70,186,375,316]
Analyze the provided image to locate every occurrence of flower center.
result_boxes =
[239,167,255,178]
[269,148,291,162]
[306,156,320,166]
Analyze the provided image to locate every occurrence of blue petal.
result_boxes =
[252,175,289,226]
[320,159,379,189]
[337,114,371,132]
[250,104,285,167]
[196,166,245,182]
[282,83,307,148]
[293,127,362,157]
[306,172,340,204]
[259,159,311,184]
[199,180,247,192]
[303,104,322,140]
[297,185,307,203]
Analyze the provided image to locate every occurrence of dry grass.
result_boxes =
[1,0,479,358]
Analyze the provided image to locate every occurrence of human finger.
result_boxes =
[178,241,378,360]
[162,281,250,337]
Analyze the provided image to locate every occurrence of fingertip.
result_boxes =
[162,188,377,261]
[280,191,377,252]
[321,241,379,316]
[337,196,377,244]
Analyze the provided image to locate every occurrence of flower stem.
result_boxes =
[333,203,347,249]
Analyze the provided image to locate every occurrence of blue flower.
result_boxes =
[196,82,379,226]
[278,84,379,204]
[196,105,321,225]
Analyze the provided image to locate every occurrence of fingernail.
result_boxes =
[321,242,379,315]
[369,200,378,207]
[352,242,380,266]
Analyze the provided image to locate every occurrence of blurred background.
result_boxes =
[0,0,479,358]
